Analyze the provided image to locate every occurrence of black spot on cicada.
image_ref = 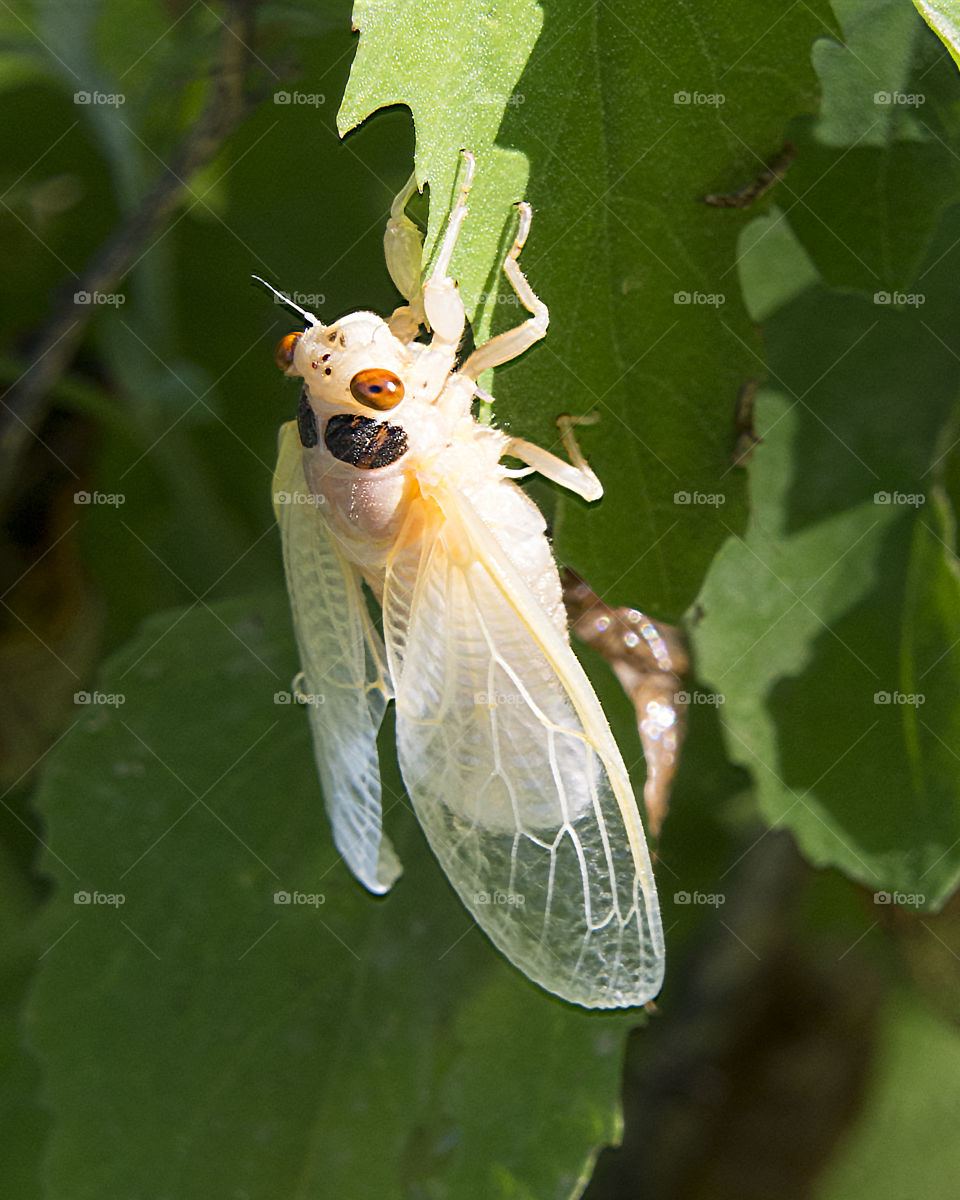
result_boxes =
[297,391,319,448]
[323,414,408,470]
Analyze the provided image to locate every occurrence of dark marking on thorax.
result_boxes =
[297,391,319,447]
[324,413,408,470]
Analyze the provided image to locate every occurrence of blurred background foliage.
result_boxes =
[3,0,960,1196]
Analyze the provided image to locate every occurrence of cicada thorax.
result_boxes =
[296,388,420,565]
[304,475,412,575]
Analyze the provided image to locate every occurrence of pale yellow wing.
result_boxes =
[273,421,400,893]
[382,486,664,1008]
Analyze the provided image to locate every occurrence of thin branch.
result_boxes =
[0,0,265,502]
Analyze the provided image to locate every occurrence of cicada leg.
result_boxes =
[504,413,603,504]
[420,150,475,350]
[384,170,427,341]
[460,201,549,379]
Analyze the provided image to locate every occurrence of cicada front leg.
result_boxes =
[386,152,477,353]
[419,151,475,350]
[384,171,427,341]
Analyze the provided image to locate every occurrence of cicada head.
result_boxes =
[290,312,411,415]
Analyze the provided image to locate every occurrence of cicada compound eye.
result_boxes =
[274,332,301,373]
[349,367,405,411]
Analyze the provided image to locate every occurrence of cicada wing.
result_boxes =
[383,488,664,1008]
[274,421,400,893]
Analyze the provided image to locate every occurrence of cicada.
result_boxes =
[267,153,664,1008]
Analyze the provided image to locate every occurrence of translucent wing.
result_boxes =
[382,486,664,1008]
[273,421,400,893]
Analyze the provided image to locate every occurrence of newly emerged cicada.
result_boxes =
[267,153,664,1008]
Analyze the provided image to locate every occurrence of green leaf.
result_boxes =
[817,0,934,146]
[27,594,640,1199]
[692,209,960,904]
[914,0,960,70]
[338,0,543,340]
[507,1,840,619]
[20,0,960,1191]
[787,0,960,292]
[341,0,836,619]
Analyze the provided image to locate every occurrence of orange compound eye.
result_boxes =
[274,332,301,372]
[349,368,405,410]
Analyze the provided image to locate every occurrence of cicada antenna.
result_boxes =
[251,275,320,326]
